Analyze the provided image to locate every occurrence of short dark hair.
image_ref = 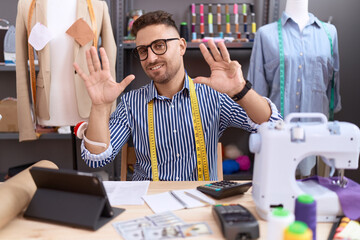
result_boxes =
[131,10,179,37]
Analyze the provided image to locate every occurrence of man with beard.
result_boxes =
[73,10,282,181]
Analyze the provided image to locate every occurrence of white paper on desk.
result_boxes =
[142,189,208,214]
[103,181,150,206]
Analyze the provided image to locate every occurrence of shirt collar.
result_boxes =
[146,72,190,103]
[281,11,321,28]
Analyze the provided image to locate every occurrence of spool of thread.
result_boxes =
[295,194,317,240]
[267,208,295,240]
[284,221,312,240]
[180,22,189,42]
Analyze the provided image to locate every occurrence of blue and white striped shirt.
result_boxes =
[81,73,282,181]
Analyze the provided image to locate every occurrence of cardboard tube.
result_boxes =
[0,160,58,229]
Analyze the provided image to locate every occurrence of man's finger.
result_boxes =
[85,50,95,74]
[199,43,215,66]
[218,41,231,63]
[90,46,101,71]
[193,76,210,85]
[99,48,110,71]
[119,74,136,92]
[208,39,222,62]
[73,62,89,82]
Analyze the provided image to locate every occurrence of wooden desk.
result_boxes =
[0,181,332,239]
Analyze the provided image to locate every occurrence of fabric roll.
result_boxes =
[0,160,58,229]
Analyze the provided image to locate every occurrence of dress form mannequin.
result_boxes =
[284,0,309,32]
[16,0,117,141]
[247,0,341,176]
[38,0,87,126]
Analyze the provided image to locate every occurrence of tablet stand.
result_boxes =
[24,187,124,230]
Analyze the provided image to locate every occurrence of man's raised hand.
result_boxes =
[193,39,245,98]
[73,47,135,106]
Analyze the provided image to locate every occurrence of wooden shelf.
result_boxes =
[0,65,39,72]
[0,65,16,71]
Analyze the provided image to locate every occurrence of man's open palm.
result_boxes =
[73,47,135,106]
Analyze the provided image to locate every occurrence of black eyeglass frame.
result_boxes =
[132,38,180,61]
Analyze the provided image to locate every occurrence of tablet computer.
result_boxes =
[24,167,125,230]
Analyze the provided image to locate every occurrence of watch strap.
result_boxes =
[231,80,252,101]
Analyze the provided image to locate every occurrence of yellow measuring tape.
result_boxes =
[27,0,37,117]
[148,77,209,181]
[86,0,98,48]
[26,0,98,117]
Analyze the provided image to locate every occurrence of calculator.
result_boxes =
[196,180,252,199]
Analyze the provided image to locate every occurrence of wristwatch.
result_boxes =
[231,80,252,101]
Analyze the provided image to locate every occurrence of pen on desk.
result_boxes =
[200,4,205,39]
[170,191,188,209]
[191,3,196,40]
[217,4,222,38]
[234,3,239,37]
[243,3,247,33]
[208,4,213,37]
[225,4,231,36]
[184,191,213,206]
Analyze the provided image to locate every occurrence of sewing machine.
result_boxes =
[250,113,360,222]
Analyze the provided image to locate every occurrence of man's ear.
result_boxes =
[179,38,187,56]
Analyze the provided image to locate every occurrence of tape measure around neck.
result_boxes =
[147,77,209,181]
[320,21,335,121]
[277,19,334,120]
[277,19,285,118]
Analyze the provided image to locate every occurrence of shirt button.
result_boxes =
[297,78,301,82]
[177,153,180,158]
[299,65,302,69]
[173,129,177,133]
[296,92,300,95]
[170,104,174,108]
[296,105,299,109]
[300,52,303,56]
[176,177,180,180]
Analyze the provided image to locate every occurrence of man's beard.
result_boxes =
[145,61,178,85]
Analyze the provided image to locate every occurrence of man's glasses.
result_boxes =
[132,38,180,61]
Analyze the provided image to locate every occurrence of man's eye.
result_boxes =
[137,47,147,55]
[154,42,165,50]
